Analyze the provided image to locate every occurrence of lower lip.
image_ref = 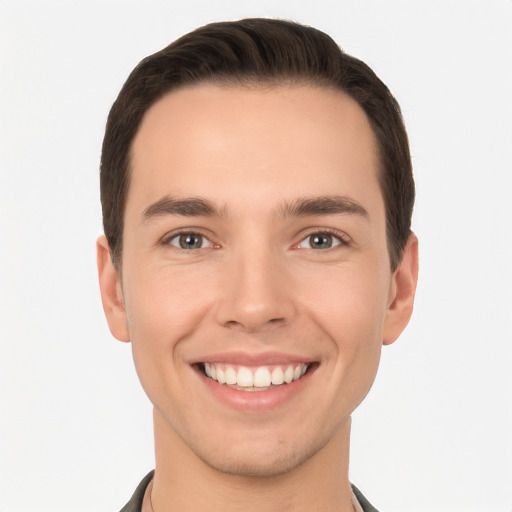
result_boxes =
[196,366,315,412]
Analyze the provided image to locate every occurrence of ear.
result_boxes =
[383,232,419,346]
[97,235,130,342]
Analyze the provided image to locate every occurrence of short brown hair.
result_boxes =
[100,18,414,270]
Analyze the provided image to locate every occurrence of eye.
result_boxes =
[167,232,210,250]
[297,232,345,250]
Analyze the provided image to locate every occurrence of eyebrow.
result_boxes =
[277,195,369,219]
[142,196,223,221]
[141,194,368,223]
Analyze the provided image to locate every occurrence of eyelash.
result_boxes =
[161,228,351,251]
[162,230,215,251]
[296,228,351,250]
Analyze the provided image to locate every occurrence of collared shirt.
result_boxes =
[119,471,379,512]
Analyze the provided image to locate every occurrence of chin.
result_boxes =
[194,434,327,478]
[201,451,308,478]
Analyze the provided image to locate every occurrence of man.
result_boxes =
[97,18,418,512]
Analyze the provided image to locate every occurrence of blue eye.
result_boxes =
[169,233,209,249]
[298,233,343,250]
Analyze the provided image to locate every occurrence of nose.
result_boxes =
[214,247,295,333]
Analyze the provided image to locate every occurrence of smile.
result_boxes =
[201,362,309,391]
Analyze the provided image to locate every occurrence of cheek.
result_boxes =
[299,262,389,381]
[302,262,389,337]
[319,285,386,411]
[124,262,215,337]
[122,265,216,391]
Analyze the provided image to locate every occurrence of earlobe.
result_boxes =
[382,233,419,346]
[96,235,131,342]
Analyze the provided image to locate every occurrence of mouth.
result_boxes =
[197,362,313,392]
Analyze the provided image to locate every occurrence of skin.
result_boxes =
[98,84,418,511]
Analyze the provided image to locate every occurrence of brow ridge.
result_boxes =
[142,196,222,221]
[141,194,368,223]
[277,195,369,219]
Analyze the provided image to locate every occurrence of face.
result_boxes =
[98,84,417,477]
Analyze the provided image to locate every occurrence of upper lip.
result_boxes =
[190,351,315,366]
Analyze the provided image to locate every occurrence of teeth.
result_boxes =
[237,367,253,387]
[284,366,294,383]
[271,367,284,385]
[217,367,226,384]
[254,367,271,387]
[225,367,237,385]
[202,362,309,390]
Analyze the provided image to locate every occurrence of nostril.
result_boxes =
[224,316,286,332]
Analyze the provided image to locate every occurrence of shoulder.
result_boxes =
[119,471,154,512]
[351,483,380,512]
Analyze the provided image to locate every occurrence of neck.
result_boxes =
[148,410,354,512]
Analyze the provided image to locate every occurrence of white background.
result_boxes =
[1,1,511,511]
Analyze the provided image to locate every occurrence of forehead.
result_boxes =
[128,84,381,216]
